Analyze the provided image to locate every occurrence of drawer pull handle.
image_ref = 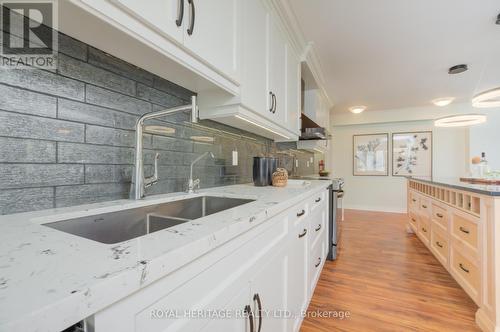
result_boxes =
[315,197,321,203]
[459,226,470,234]
[436,213,444,218]
[315,257,321,268]
[436,241,443,248]
[298,229,307,238]
[411,218,416,222]
[459,263,470,273]
[421,227,427,233]
[412,199,417,202]
[422,204,428,209]
[297,210,305,217]
[315,224,321,232]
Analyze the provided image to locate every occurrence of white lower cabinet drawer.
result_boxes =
[309,236,325,295]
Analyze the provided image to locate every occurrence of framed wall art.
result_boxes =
[392,131,432,177]
[353,133,389,176]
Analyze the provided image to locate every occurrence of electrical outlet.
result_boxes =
[232,150,238,166]
[307,161,310,167]
[295,160,299,168]
[310,157,313,163]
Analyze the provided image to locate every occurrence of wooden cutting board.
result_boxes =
[460,177,500,185]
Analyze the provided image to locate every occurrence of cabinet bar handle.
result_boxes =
[412,198,417,202]
[421,227,427,233]
[272,93,276,113]
[269,92,273,113]
[422,204,428,209]
[244,305,255,332]
[297,209,305,217]
[459,263,470,273]
[253,294,262,332]
[315,257,321,268]
[298,229,307,238]
[315,224,321,232]
[187,0,195,35]
[315,197,321,203]
[459,226,470,234]
[436,213,444,218]
[411,218,416,222]
[176,0,184,26]
[436,241,443,248]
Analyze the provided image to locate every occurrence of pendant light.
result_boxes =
[472,87,500,108]
[434,114,487,127]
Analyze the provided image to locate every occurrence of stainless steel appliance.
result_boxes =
[328,179,344,260]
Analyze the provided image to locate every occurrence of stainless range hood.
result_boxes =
[300,112,329,140]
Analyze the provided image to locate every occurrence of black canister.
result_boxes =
[267,157,277,185]
[253,157,269,186]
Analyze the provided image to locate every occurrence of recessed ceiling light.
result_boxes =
[434,114,487,127]
[472,87,500,108]
[448,64,468,74]
[432,97,455,107]
[349,106,366,114]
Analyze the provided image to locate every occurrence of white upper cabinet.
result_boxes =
[182,0,240,82]
[304,88,330,128]
[286,47,301,135]
[267,19,287,124]
[115,0,184,43]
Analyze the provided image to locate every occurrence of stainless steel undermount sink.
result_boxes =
[43,196,255,244]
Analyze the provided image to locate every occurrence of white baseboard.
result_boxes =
[343,204,406,214]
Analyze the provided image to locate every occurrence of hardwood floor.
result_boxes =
[301,209,480,332]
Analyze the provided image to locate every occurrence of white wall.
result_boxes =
[469,107,500,170]
[330,121,468,213]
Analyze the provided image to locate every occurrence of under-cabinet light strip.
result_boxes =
[235,115,290,139]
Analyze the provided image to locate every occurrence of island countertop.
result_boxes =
[408,177,500,197]
[0,180,331,332]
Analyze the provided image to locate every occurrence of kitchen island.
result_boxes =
[407,177,500,332]
[0,180,331,332]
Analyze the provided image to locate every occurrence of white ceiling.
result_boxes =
[289,0,500,113]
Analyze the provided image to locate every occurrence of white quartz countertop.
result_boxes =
[0,180,331,332]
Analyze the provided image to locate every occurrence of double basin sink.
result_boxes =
[44,196,254,244]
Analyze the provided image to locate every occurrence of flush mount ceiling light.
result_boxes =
[434,114,487,127]
[448,64,468,75]
[432,97,455,107]
[349,106,366,114]
[472,87,500,108]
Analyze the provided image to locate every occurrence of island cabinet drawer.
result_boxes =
[431,204,448,231]
[417,215,431,246]
[409,191,420,210]
[419,197,431,216]
[408,211,418,230]
[309,236,325,294]
[430,228,449,267]
[450,247,480,304]
[451,212,478,251]
[309,207,326,249]
[310,190,327,212]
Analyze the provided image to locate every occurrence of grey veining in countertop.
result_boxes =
[408,177,500,196]
[0,180,331,332]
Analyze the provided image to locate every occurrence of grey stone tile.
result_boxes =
[157,165,190,179]
[0,137,56,163]
[0,164,84,189]
[153,77,194,101]
[146,179,186,196]
[58,142,135,164]
[0,188,54,215]
[0,67,84,100]
[88,47,154,86]
[0,111,84,142]
[85,85,152,115]
[145,149,191,166]
[85,164,134,184]
[152,104,192,123]
[137,83,184,107]
[0,84,57,117]
[85,125,136,147]
[58,54,136,95]
[55,183,130,208]
[58,99,138,130]
[59,34,88,61]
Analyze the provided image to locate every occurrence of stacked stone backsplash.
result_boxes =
[0,29,314,215]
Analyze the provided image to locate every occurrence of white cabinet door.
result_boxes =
[267,19,287,123]
[116,0,184,43]
[286,47,300,134]
[287,217,309,331]
[240,0,268,116]
[250,249,288,332]
[183,0,240,81]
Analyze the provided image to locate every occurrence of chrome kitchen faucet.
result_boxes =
[131,96,199,200]
[187,152,215,193]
